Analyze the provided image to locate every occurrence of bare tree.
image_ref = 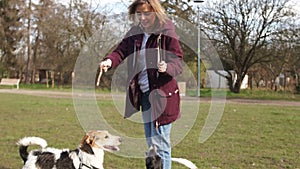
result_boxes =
[201,0,297,93]
[0,0,25,78]
[24,0,32,83]
[162,0,195,21]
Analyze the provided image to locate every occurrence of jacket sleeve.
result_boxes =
[104,36,130,69]
[104,25,140,69]
[163,30,183,78]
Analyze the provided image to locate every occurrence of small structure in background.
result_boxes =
[206,70,248,89]
[178,82,186,96]
[37,69,54,88]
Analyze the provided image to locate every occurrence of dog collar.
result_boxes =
[78,150,99,169]
[80,163,99,169]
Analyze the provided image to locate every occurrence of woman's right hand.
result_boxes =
[99,59,112,72]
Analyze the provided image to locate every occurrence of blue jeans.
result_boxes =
[142,91,172,169]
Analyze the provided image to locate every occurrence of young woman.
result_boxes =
[100,0,183,168]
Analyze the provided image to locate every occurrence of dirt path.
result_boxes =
[1,89,300,106]
[225,98,300,106]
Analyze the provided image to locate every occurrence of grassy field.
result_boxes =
[0,91,299,169]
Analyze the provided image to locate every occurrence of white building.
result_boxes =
[206,70,248,89]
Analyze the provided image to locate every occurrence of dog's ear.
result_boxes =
[145,156,153,168]
[85,135,94,144]
[152,145,158,154]
[79,135,95,155]
[147,145,157,157]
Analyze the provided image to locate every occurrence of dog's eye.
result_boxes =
[105,135,109,139]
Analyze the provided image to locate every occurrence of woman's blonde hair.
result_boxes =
[128,0,167,25]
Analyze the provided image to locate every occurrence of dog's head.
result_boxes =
[145,145,162,169]
[80,130,121,154]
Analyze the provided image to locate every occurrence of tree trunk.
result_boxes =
[233,80,241,93]
[25,0,32,84]
[229,72,243,93]
[31,29,40,84]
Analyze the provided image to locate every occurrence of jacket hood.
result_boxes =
[161,18,175,32]
[150,18,176,34]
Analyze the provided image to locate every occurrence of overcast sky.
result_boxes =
[56,0,300,17]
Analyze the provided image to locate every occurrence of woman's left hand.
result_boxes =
[158,61,167,73]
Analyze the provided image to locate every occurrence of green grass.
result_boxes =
[0,92,299,168]
[188,88,300,101]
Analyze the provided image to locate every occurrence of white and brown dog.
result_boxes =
[17,130,122,169]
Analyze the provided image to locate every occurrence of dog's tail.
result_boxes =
[172,158,198,169]
[17,137,47,163]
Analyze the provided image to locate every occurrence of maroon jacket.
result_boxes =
[105,19,183,127]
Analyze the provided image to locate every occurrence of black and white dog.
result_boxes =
[17,130,121,169]
[145,145,198,169]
